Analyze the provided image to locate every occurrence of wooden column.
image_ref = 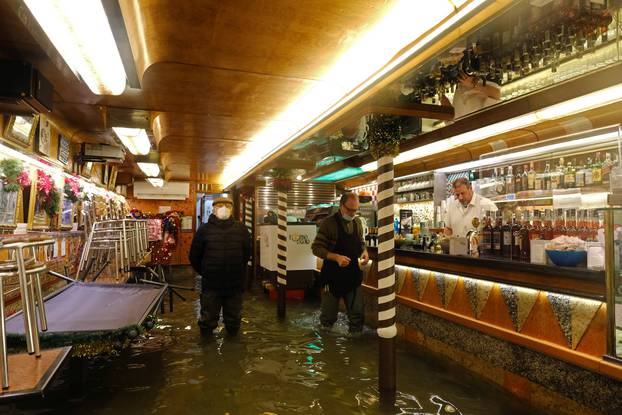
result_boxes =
[276,190,288,318]
[376,155,397,405]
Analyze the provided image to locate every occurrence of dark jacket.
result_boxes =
[189,214,251,291]
[311,212,365,259]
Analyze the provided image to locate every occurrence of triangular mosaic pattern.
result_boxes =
[500,285,538,332]
[435,272,458,309]
[547,293,602,349]
[463,278,494,319]
[395,266,409,294]
[411,268,430,301]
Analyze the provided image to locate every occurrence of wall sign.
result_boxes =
[58,134,70,165]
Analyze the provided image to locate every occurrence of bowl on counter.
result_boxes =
[545,250,587,267]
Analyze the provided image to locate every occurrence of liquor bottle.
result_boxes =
[521,164,529,191]
[602,152,613,184]
[481,211,493,256]
[542,209,554,240]
[495,167,505,194]
[566,209,578,237]
[577,210,589,241]
[552,208,566,239]
[592,152,603,185]
[501,213,514,259]
[575,159,586,187]
[527,162,536,190]
[511,212,522,260]
[564,160,576,188]
[558,157,566,188]
[584,157,593,185]
[550,161,560,190]
[543,163,552,190]
[492,211,503,257]
[491,167,498,190]
[519,211,531,262]
[515,166,523,192]
[529,209,542,240]
[506,166,515,194]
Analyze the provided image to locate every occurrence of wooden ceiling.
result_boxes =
[0,0,404,181]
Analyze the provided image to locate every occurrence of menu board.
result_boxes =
[399,209,413,233]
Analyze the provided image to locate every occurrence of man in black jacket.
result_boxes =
[189,196,251,335]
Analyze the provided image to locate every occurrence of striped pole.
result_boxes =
[276,190,288,318]
[376,155,397,404]
[244,196,254,290]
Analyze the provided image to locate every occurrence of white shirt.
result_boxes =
[445,193,498,237]
[452,81,500,119]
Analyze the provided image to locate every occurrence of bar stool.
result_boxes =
[0,237,54,389]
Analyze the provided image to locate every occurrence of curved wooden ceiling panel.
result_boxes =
[120,0,395,82]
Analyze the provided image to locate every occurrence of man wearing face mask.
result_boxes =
[444,177,497,237]
[189,196,251,335]
[312,192,369,333]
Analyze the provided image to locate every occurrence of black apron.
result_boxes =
[320,216,363,297]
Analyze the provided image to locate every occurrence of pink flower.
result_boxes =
[37,170,53,195]
[17,171,31,187]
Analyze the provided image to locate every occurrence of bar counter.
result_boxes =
[373,247,605,301]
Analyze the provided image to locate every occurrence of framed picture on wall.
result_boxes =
[58,134,70,165]
[0,181,20,227]
[3,114,39,148]
[29,187,51,230]
[60,196,73,229]
[37,115,52,157]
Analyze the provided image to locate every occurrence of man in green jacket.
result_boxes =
[311,192,369,333]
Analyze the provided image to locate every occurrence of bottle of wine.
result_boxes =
[575,159,586,187]
[492,211,503,257]
[521,164,529,191]
[585,157,593,185]
[501,213,514,259]
[481,211,493,256]
[515,166,523,192]
[544,163,552,190]
[564,161,576,188]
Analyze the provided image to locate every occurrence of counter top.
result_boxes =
[367,246,605,300]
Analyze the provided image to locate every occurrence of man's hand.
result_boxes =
[444,227,453,236]
[335,255,351,267]
[360,251,369,266]
[458,71,476,88]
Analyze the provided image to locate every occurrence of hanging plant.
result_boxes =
[64,176,82,203]
[0,158,29,192]
[268,168,293,192]
[366,114,403,160]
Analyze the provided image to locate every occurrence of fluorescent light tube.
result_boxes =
[24,0,126,95]
[137,162,160,177]
[147,178,164,188]
[113,127,151,155]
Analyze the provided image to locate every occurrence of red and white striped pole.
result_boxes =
[376,154,397,404]
[276,190,288,318]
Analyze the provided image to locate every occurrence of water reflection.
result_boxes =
[2,274,543,415]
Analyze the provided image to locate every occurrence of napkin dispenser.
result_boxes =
[449,237,469,256]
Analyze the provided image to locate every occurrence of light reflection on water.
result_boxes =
[4,274,543,415]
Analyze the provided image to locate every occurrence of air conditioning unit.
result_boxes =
[0,60,53,112]
[133,181,189,200]
[80,143,125,163]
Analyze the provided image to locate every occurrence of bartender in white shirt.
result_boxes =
[444,177,498,237]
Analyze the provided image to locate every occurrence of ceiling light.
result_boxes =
[24,0,126,95]
[137,162,160,177]
[113,127,151,155]
[147,178,164,188]
[296,175,303,181]
[221,0,486,188]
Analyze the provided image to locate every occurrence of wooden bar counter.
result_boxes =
[362,245,622,413]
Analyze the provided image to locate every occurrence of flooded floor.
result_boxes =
[4,272,544,415]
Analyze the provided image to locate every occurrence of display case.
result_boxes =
[604,200,622,363]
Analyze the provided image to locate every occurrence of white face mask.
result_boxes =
[215,206,231,220]
[342,213,355,222]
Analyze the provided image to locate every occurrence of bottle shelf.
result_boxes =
[487,184,610,204]
[396,199,434,204]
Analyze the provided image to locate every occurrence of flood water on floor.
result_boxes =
[4,272,544,415]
